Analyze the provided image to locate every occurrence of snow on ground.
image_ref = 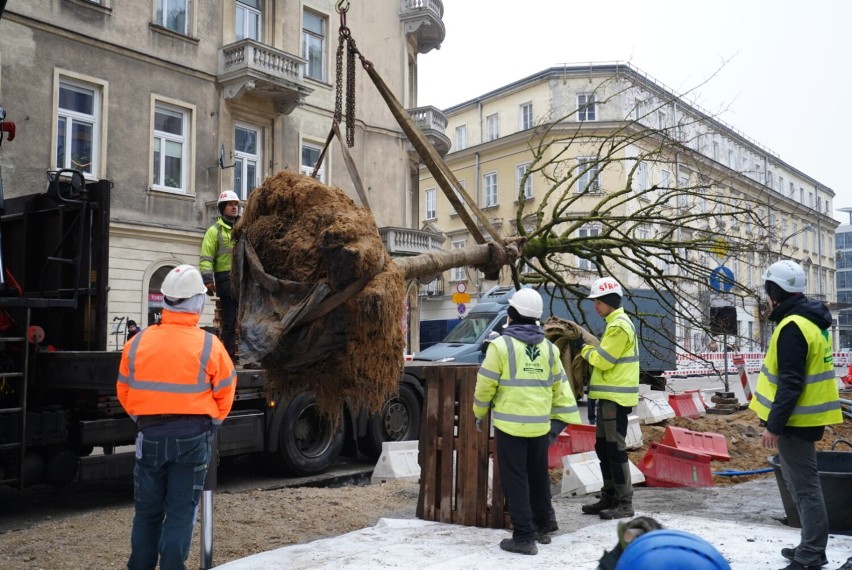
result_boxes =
[215,514,852,570]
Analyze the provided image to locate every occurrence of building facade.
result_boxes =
[419,64,837,353]
[0,0,446,350]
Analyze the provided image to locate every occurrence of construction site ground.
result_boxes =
[2,387,852,568]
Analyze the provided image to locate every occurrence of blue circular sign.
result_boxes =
[457,303,466,315]
[709,266,735,293]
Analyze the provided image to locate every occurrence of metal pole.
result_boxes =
[199,431,219,570]
[723,333,730,393]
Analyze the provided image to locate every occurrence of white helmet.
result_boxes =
[587,277,623,299]
[508,288,543,319]
[161,264,207,299]
[218,190,240,204]
[763,260,806,293]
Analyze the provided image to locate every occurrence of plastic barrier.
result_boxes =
[660,425,730,462]
[556,451,645,497]
[668,392,703,419]
[625,414,643,450]
[547,424,597,468]
[732,353,753,401]
[371,440,421,484]
[636,392,676,424]
[637,442,713,487]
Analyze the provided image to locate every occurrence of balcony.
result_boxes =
[380,226,446,256]
[407,106,451,157]
[218,40,313,114]
[400,0,445,54]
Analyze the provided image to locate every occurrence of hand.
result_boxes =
[475,418,484,433]
[548,431,558,445]
[760,428,780,449]
[205,282,216,297]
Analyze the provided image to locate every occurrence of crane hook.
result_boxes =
[335,0,350,14]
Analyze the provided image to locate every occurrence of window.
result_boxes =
[300,142,325,183]
[778,175,784,193]
[56,79,100,176]
[727,149,734,168]
[152,102,189,192]
[234,124,260,200]
[576,157,599,193]
[712,141,719,161]
[516,163,532,200]
[486,113,499,141]
[519,102,533,130]
[577,94,596,121]
[156,0,190,35]
[236,0,262,41]
[660,169,670,189]
[577,227,599,270]
[483,172,498,207]
[424,188,436,219]
[634,161,648,195]
[302,10,326,81]
[451,239,467,281]
[455,124,466,151]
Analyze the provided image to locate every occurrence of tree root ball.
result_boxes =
[233,170,405,417]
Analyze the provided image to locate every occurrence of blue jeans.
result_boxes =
[128,430,212,570]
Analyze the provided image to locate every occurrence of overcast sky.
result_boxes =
[417,0,852,224]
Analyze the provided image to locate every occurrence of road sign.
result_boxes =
[457,303,466,315]
[456,282,467,294]
[452,293,471,304]
[709,266,735,293]
[710,238,728,257]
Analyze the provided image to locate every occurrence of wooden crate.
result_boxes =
[416,364,510,528]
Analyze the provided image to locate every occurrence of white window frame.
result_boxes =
[455,124,466,151]
[576,157,600,193]
[486,113,499,141]
[233,123,261,200]
[634,161,648,196]
[151,99,193,194]
[300,140,326,183]
[451,239,467,281]
[302,9,327,82]
[155,0,192,35]
[483,172,498,207]
[54,74,105,178]
[577,226,600,270]
[516,163,532,200]
[424,187,436,220]
[519,102,533,131]
[577,94,596,121]
[236,0,262,41]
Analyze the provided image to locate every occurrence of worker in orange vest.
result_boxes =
[117,264,236,570]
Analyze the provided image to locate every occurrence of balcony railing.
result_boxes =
[380,226,446,256]
[218,40,313,114]
[407,105,451,156]
[400,0,445,54]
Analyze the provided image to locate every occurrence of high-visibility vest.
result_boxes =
[473,334,581,437]
[583,307,640,407]
[116,310,236,424]
[749,314,842,427]
[200,217,234,283]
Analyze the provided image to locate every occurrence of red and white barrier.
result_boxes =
[665,351,852,379]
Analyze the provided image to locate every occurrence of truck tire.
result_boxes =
[274,392,344,476]
[358,382,422,459]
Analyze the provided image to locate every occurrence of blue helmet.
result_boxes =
[615,529,731,570]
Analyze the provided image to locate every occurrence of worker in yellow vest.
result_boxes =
[473,288,581,555]
[580,277,639,520]
[749,260,841,570]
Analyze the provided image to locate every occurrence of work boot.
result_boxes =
[499,538,538,555]
[535,531,551,544]
[781,547,828,566]
[598,501,635,520]
[581,495,615,515]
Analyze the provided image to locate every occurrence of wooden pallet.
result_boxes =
[416,364,510,528]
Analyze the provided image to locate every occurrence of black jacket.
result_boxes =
[765,294,831,441]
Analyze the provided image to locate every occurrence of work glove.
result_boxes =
[475,417,484,433]
[205,282,216,297]
[548,419,567,444]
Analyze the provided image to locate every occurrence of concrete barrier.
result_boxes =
[371,441,420,484]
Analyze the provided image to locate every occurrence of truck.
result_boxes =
[0,172,421,488]
[411,285,676,390]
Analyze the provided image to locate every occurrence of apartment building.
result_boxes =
[0,0,446,350]
[419,64,837,352]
